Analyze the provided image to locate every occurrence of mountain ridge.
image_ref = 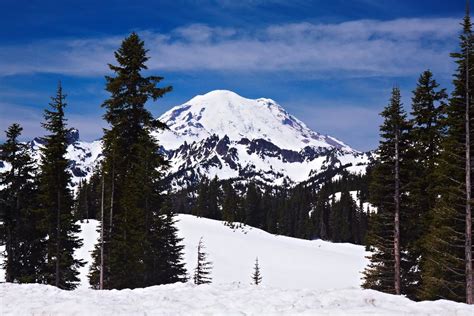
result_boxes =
[0,90,372,189]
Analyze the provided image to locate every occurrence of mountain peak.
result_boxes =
[158,90,355,153]
[188,90,279,108]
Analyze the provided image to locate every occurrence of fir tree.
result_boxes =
[405,70,447,299]
[420,6,474,303]
[208,176,221,220]
[193,237,212,285]
[222,181,238,227]
[252,257,262,285]
[244,183,262,228]
[193,176,210,217]
[0,124,44,283]
[88,33,185,289]
[362,87,411,295]
[145,206,188,286]
[38,83,84,289]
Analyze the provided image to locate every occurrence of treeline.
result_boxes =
[154,172,370,244]
[76,171,372,245]
[0,33,186,289]
[363,9,474,304]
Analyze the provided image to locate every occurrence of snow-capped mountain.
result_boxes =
[0,90,372,189]
[158,90,371,188]
[158,90,353,152]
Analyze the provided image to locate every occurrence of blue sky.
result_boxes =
[0,0,466,150]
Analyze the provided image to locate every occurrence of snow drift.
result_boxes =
[1,282,473,315]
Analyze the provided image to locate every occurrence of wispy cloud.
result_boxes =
[0,17,460,78]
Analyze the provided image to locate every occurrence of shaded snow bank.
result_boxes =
[1,282,472,316]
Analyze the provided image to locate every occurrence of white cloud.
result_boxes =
[0,17,460,78]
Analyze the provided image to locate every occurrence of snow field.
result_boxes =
[73,214,368,290]
[2,214,473,314]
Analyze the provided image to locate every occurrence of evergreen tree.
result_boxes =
[313,185,331,240]
[420,7,474,303]
[193,176,210,217]
[38,83,84,289]
[88,33,185,289]
[75,179,90,222]
[362,87,411,295]
[252,257,262,285]
[193,237,212,285]
[145,207,188,286]
[208,176,221,220]
[244,183,262,228]
[222,181,238,227]
[0,124,44,283]
[405,70,447,299]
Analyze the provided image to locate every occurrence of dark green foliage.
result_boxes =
[171,173,369,245]
[222,180,239,227]
[193,237,212,285]
[330,191,357,243]
[404,70,447,300]
[193,176,221,220]
[145,207,188,286]
[88,33,186,289]
[37,84,84,289]
[75,171,102,221]
[0,124,44,283]
[244,183,262,228]
[419,12,474,302]
[362,87,411,295]
[252,257,262,285]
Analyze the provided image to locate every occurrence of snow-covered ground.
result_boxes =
[329,190,378,214]
[72,214,368,290]
[1,214,473,315]
[2,282,473,316]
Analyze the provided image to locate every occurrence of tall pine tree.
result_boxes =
[362,87,411,295]
[0,124,44,283]
[406,70,447,300]
[420,6,474,303]
[38,83,84,289]
[88,33,186,289]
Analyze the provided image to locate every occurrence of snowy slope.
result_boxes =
[2,215,473,315]
[71,215,367,290]
[14,130,103,188]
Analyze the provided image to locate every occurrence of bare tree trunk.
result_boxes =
[394,128,401,295]
[5,225,13,282]
[465,21,473,304]
[55,186,61,288]
[105,152,115,287]
[100,174,105,290]
[109,158,115,235]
